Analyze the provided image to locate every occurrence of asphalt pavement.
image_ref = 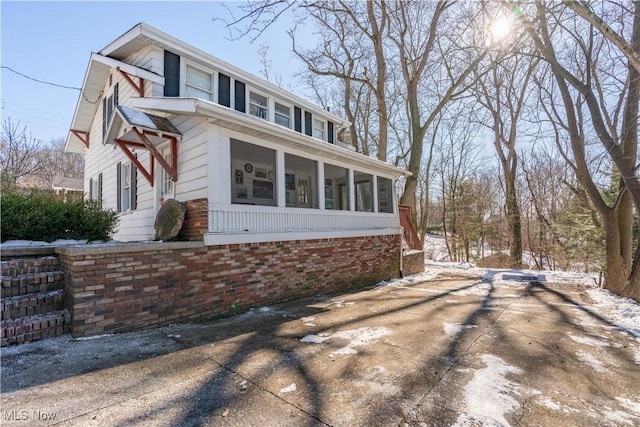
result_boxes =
[2,273,639,426]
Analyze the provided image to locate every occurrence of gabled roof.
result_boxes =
[66,22,349,154]
[65,53,164,153]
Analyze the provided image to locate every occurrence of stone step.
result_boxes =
[1,256,60,276]
[0,271,65,298]
[1,289,66,321]
[1,310,71,347]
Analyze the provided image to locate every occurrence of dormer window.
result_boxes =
[275,102,291,128]
[249,91,268,119]
[185,64,213,101]
[313,118,325,140]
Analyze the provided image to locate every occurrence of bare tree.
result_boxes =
[518,1,640,300]
[0,118,44,186]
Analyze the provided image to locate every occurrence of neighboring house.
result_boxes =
[65,22,409,246]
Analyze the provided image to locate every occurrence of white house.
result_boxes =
[65,23,408,246]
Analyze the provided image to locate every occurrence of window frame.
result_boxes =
[248,89,269,120]
[183,61,215,101]
[274,101,291,128]
[161,146,175,199]
[313,118,325,141]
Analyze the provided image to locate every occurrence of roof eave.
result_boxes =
[130,97,409,177]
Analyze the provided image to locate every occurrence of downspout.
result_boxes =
[399,226,404,278]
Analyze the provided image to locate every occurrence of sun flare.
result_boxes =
[490,17,512,42]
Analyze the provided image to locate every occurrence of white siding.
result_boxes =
[123,46,164,97]
[84,58,167,242]
[171,116,208,202]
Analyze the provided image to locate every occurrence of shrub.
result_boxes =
[1,187,119,243]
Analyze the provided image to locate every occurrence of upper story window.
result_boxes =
[275,102,291,128]
[185,64,213,101]
[102,81,119,140]
[313,118,325,140]
[249,91,268,119]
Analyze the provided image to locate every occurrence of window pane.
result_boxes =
[249,92,268,119]
[377,177,393,213]
[313,119,325,140]
[186,65,212,100]
[186,65,212,91]
[324,163,349,210]
[275,102,290,127]
[285,153,317,208]
[230,139,277,206]
[354,171,373,212]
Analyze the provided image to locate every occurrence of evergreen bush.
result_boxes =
[0,186,119,243]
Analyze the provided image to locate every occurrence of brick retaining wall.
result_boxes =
[57,234,401,337]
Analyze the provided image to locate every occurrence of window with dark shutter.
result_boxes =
[131,165,137,210]
[218,73,231,107]
[294,107,302,133]
[304,111,312,136]
[328,121,334,144]
[98,173,103,205]
[234,80,246,113]
[164,50,180,97]
[117,162,122,213]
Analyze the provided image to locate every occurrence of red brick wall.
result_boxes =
[57,234,400,337]
[178,198,208,241]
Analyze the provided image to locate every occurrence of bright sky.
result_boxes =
[1,1,306,145]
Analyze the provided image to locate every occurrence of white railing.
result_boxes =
[208,204,398,233]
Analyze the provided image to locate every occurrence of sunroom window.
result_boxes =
[185,65,213,101]
[230,139,276,206]
[249,91,268,119]
[354,171,373,212]
[275,102,290,128]
[324,163,349,210]
[313,118,325,140]
[377,176,393,213]
[285,154,317,208]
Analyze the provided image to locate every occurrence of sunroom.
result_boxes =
[130,96,407,246]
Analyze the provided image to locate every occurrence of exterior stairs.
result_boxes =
[1,253,70,346]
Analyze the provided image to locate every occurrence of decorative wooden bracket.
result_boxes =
[70,130,90,148]
[114,128,178,187]
[117,68,145,97]
[114,139,154,185]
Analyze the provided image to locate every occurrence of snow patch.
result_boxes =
[616,396,640,416]
[451,283,492,297]
[443,322,477,339]
[585,288,640,338]
[300,327,392,357]
[73,334,113,341]
[567,333,613,348]
[575,350,609,372]
[537,396,561,411]
[280,383,296,394]
[452,354,527,427]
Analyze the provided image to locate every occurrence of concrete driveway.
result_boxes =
[2,273,639,426]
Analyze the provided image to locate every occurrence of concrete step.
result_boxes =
[1,310,71,347]
[0,271,65,298]
[1,289,66,321]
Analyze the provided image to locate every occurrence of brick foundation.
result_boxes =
[57,234,401,337]
[178,198,208,241]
